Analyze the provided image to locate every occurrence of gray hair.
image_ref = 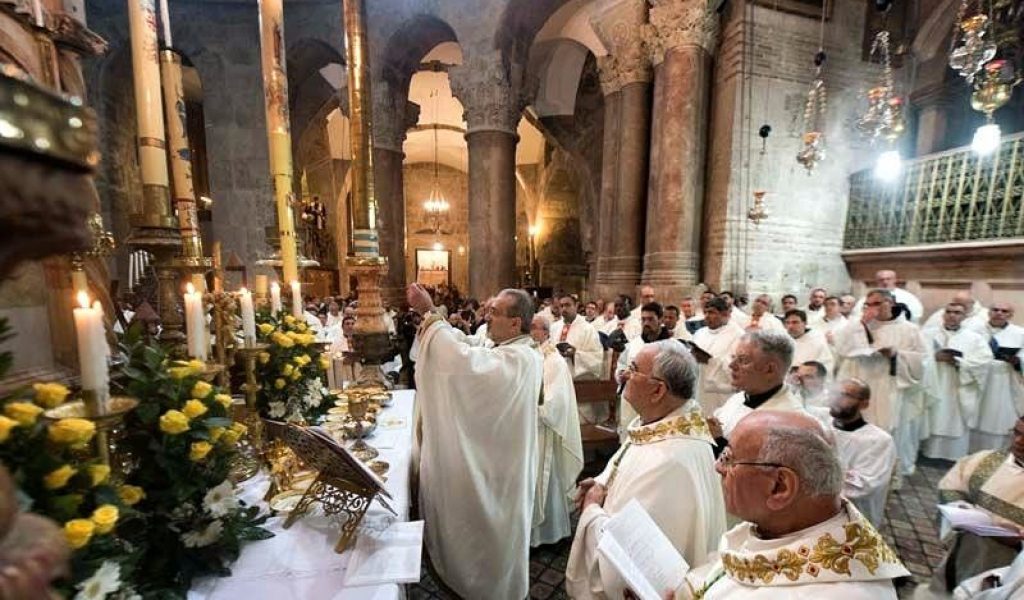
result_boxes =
[499,288,535,334]
[741,330,794,371]
[758,426,843,497]
[649,340,698,401]
[867,288,895,303]
[531,315,550,332]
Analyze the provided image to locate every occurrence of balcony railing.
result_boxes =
[844,131,1024,250]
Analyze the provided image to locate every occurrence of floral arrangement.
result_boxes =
[253,312,335,423]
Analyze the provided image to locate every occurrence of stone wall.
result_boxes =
[703,1,880,298]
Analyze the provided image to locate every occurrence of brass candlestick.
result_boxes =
[231,342,270,482]
[43,393,138,473]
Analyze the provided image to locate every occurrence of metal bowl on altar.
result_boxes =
[342,418,376,439]
[369,392,392,407]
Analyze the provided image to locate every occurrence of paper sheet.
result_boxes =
[597,499,689,600]
[938,503,1022,538]
[343,520,424,587]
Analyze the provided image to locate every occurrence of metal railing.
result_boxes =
[844,131,1024,249]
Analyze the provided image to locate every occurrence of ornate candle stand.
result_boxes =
[232,342,269,482]
[208,290,238,389]
[347,256,395,390]
[43,393,138,476]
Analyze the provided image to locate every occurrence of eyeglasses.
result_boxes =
[716,446,787,471]
[865,301,884,307]
[627,362,664,384]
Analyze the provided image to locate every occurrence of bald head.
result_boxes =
[951,290,975,312]
[639,285,656,306]
[989,302,1015,327]
[733,410,829,443]
[875,270,897,289]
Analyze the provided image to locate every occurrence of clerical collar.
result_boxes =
[642,327,672,343]
[834,417,867,432]
[990,322,1008,330]
[944,325,960,332]
[744,384,783,409]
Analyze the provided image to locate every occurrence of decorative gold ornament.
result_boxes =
[857,31,905,143]
[949,12,998,83]
[747,190,768,226]
[971,59,1018,118]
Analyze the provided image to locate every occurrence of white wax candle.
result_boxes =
[191,273,206,293]
[73,292,109,413]
[127,252,135,291]
[239,288,256,346]
[255,274,268,296]
[159,0,172,46]
[290,281,302,319]
[32,0,43,27]
[270,282,282,314]
[184,283,207,360]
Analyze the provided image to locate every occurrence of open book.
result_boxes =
[938,503,1022,538]
[597,499,689,600]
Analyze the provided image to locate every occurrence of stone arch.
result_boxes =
[494,0,569,68]
[530,37,592,117]
[380,14,459,90]
[287,37,346,149]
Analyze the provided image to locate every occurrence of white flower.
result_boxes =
[203,480,237,517]
[181,519,224,548]
[268,401,286,418]
[75,561,121,600]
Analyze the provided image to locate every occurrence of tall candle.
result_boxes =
[158,0,172,46]
[73,292,108,413]
[32,0,43,27]
[290,280,302,319]
[190,272,206,293]
[270,282,282,314]
[255,274,268,296]
[183,283,207,360]
[239,287,256,346]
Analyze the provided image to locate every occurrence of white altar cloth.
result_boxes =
[189,390,417,600]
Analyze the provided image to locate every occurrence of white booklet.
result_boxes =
[938,503,1021,538]
[344,520,424,587]
[597,499,689,600]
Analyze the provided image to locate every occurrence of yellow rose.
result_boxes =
[64,519,95,549]
[214,394,233,410]
[118,485,145,506]
[284,315,296,325]
[158,410,191,435]
[230,421,248,436]
[44,465,76,490]
[4,402,43,426]
[209,426,225,443]
[281,363,293,377]
[319,356,331,371]
[191,381,213,399]
[258,352,270,365]
[295,322,307,333]
[182,399,208,420]
[271,332,294,348]
[258,322,274,335]
[274,378,286,390]
[0,416,16,443]
[290,369,301,381]
[220,429,241,445]
[91,505,119,534]
[32,382,70,408]
[48,418,96,446]
[189,441,213,462]
[295,355,311,366]
[87,464,110,487]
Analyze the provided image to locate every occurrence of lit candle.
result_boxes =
[190,272,206,293]
[255,274,268,296]
[183,283,207,360]
[239,287,256,346]
[290,280,302,319]
[73,291,109,413]
[158,0,172,47]
[270,282,282,314]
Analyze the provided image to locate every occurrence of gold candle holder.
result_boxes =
[43,394,139,471]
[343,395,378,462]
[230,342,270,483]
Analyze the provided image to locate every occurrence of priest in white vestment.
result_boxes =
[927,423,1024,595]
[851,269,924,323]
[784,309,835,376]
[681,297,706,336]
[819,295,849,344]
[550,295,604,381]
[835,288,926,477]
[720,291,750,327]
[679,410,909,600]
[614,303,674,438]
[567,341,726,599]
[829,378,897,527]
[922,302,993,461]
[664,305,693,341]
[925,291,987,332]
[529,316,584,547]
[970,303,1024,451]
[794,361,829,408]
[407,285,542,600]
[803,287,828,328]
[595,301,619,336]
[712,330,827,441]
[692,298,745,414]
[745,294,785,332]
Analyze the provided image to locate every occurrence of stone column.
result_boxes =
[593,67,622,300]
[451,52,526,298]
[641,0,716,300]
[372,82,419,303]
[591,0,652,300]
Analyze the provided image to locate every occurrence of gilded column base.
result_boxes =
[346,255,395,390]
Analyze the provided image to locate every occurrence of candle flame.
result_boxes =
[186,282,195,294]
[271,282,280,291]
[291,280,299,287]
[239,287,249,294]
[76,291,90,309]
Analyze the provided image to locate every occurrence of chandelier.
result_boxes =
[796,52,827,174]
[422,89,450,236]
[948,4,998,83]
[856,30,905,143]
[747,190,768,226]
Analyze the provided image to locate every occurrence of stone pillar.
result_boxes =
[372,82,419,303]
[641,0,716,300]
[591,0,652,300]
[451,52,526,298]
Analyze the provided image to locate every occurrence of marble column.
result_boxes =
[451,52,526,298]
[591,0,651,300]
[641,0,716,300]
[372,83,419,304]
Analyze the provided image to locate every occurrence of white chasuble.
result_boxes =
[939,450,1024,529]
[714,386,816,440]
[791,330,835,376]
[971,323,1024,451]
[551,314,605,380]
[680,502,909,600]
[834,422,897,527]
[532,343,584,547]
[413,318,542,600]
[921,326,992,461]
[566,403,726,600]
[692,322,745,414]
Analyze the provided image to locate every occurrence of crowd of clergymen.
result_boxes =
[255,271,1023,600]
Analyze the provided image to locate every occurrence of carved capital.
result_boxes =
[591,0,652,93]
[646,0,718,64]
[372,82,420,152]
[449,52,532,135]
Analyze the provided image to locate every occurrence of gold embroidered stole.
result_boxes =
[951,451,1024,527]
[626,410,714,446]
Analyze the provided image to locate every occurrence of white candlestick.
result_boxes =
[159,0,172,47]
[73,292,109,413]
[239,287,256,346]
[270,282,282,314]
[32,0,43,27]
[290,280,302,319]
[184,283,207,360]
